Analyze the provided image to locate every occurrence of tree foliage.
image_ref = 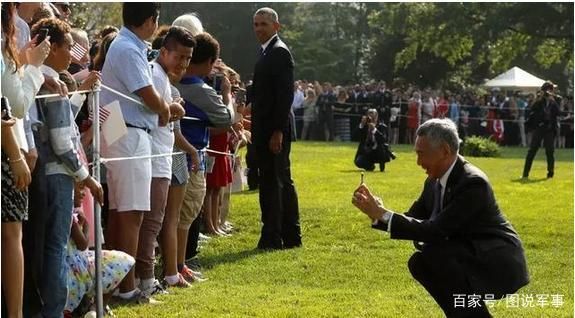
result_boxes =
[68,2,122,38]
[368,2,573,91]
[70,3,573,93]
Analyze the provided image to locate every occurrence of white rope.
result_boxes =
[100,84,202,121]
[100,151,186,163]
[205,148,235,156]
[100,84,144,106]
[35,88,97,99]
[182,116,202,121]
[100,148,235,163]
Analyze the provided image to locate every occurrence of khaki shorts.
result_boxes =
[178,170,206,229]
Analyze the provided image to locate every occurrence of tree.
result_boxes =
[68,3,122,38]
[368,3,574,91]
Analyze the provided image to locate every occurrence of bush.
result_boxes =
[461,136,501,157]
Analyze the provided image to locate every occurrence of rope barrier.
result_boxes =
[35,88,98,99]
[294,111,573,124]
[100,148,235,164]
[100,84,202,122]
[305,100,572,111]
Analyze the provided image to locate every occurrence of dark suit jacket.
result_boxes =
[374,156,529,296]
[525,96,560,132]
[251,35,294,148]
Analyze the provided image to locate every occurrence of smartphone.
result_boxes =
[213,73,224,94]
[1,97,12,120]
[36,28,49,44]
[147,49,160,62]
[235,88,246,104]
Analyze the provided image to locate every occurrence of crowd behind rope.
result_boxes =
[0,2,572,318]
[1,2,251,317]
[290,80,574,148]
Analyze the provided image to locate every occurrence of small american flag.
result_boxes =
[88,106,112,125]
[71,42,87,62]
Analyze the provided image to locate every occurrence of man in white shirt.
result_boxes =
[135,26,193,295]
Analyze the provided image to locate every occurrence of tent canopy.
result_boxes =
[484,66,545,90]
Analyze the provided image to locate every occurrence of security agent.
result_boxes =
[522,81,560,179]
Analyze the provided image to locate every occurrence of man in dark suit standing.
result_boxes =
[522,81,560,179]
[352,118,529,317]
[252,7,301,250]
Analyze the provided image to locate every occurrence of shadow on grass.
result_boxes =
[201,248,267,269]
[339,169,387,173]
[232,189,259,196]
[511,177,548,184]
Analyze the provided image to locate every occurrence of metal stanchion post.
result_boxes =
[91,88,104,317]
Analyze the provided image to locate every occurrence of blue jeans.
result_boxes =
[40,174,74,318]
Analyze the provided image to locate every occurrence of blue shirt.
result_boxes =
[176,75,235,171]
[100,27,157,130]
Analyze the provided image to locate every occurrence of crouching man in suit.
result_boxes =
[354,108,395,172]
[352,118,529,317]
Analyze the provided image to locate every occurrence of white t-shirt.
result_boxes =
[150,61,175,178]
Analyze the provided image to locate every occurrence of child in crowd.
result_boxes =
[64,182,135,317]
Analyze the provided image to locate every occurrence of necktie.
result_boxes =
[430,180,442,220]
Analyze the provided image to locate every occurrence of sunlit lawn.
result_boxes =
[114,142,573,317]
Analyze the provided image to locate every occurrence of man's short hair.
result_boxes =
[416,118,461,153]
[151,25,170,50]
[122,2,160,28]
[30,17,71,46]
[190,32,219,65]
[254,7,279,23]
[172,13,203,36]
[162,26,196,51]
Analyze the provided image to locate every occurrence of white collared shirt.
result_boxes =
[260,34,278,54]
[379,155,458,233]
[437,156,458,209]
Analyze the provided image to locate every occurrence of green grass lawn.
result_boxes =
[114,142,573,317]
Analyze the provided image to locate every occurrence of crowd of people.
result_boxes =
[1,2,251,317]
[291,80,574,149]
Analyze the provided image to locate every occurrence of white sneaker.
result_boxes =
[84,311,97,318]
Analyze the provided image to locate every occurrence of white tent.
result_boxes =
[483,66,545,91]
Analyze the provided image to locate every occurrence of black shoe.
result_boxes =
[185,257,202,271]
[283,242,302,249]
[257,241,283,250]
[547,172,554,178]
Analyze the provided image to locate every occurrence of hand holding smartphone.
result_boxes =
[36,28,49,44]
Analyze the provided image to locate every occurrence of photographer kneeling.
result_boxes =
[354,108,395,172]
